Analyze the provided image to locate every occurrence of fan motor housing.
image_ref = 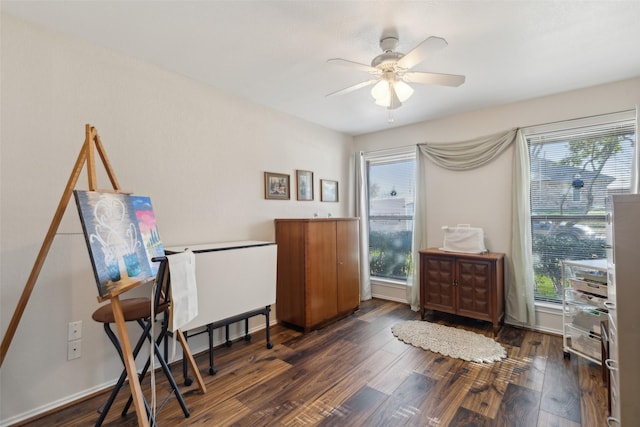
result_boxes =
[371,37,404,70]
[371,51,404,70]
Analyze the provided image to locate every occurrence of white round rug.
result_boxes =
[391,320,507,363]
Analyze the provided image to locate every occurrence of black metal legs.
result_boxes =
[96,321,157,427]
[96,316,189,426]
[120,319,190,419]
[181,306,274,382]
[265,305,273,349]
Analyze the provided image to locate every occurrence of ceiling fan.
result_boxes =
[327,35,465,110]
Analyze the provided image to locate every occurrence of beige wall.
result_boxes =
[0,14,353,424]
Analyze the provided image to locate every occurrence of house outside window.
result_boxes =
[366,151,416,282]
[526,112,636,303]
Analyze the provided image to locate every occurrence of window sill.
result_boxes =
[370,277,407,288]
[532,300,563,335]
[534,300,562,312]
[370,278,408,303]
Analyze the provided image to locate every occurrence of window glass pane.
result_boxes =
[528,119,635,302]
[367,158,415,281]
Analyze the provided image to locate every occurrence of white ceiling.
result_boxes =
[2,1,640,136]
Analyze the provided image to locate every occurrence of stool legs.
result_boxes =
[96,315,188,426]
[121,319,189,418]
[96,321,157,426]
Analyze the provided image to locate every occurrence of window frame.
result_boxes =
[523,110,636,303]
[363,148,416,284]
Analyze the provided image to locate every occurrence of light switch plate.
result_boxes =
[68,321,82,341]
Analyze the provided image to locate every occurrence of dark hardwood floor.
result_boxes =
[19,299,608,426]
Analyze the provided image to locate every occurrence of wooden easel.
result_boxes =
[0,125,205,426]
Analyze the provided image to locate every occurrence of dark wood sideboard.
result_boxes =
[420,248,505,334]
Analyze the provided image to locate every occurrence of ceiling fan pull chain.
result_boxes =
[387,110,395,124]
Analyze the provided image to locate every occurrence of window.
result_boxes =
[526,112,636,302]
[366,151,416,282]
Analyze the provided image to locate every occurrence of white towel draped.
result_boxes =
[167,250,198,332]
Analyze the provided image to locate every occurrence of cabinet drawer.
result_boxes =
[565,305,607,335]
[569,278,608,297]
[566,324,601,360]
[566,289,608,310]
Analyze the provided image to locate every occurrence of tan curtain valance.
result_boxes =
[417,128,518,171]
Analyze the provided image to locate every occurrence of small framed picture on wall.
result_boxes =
[320,179,338,202]
[296,170,314,201]
[264,172,290,200]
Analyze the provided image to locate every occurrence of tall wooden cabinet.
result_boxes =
[275,218,360,331]
[419,248,505,333]
[604,195,640,426]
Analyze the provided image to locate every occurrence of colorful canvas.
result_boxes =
[74,191,164,298]
[130,195,165,275]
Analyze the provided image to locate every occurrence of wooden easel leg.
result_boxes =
[86,125,98,190]
[110,296,150,427]
[176,329,207,394]
[94,131,121,191]
[0,124,122,367]
[0,137,89,366]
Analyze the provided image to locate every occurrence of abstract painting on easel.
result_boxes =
[74,191,164,298]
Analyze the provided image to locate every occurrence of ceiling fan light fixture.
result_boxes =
[371,79,413,108]
[371,80,390,105]
[394,80,414,102]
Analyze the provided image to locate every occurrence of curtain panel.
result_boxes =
[408,147,428,310]
[508,130,536,326]
[355,151,372,301]
[411,128,536,327]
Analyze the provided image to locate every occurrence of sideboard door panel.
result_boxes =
[423,256,456,314]
[457,259,492,322]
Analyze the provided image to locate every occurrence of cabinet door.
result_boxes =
[306,221,338,327]
[456,258,492,321]
[422,255,456,314]
[336,220,360,314]
[275,221,306,326]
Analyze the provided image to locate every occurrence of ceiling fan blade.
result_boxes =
[327,58,380,74]
[396,36,448,70]
[326,79,378,97]
[403,71,466,87]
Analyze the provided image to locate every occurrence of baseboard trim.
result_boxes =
[370,282,564,336]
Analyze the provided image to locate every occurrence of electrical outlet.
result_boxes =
[67,340,82,360]
[68,321,82,341]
